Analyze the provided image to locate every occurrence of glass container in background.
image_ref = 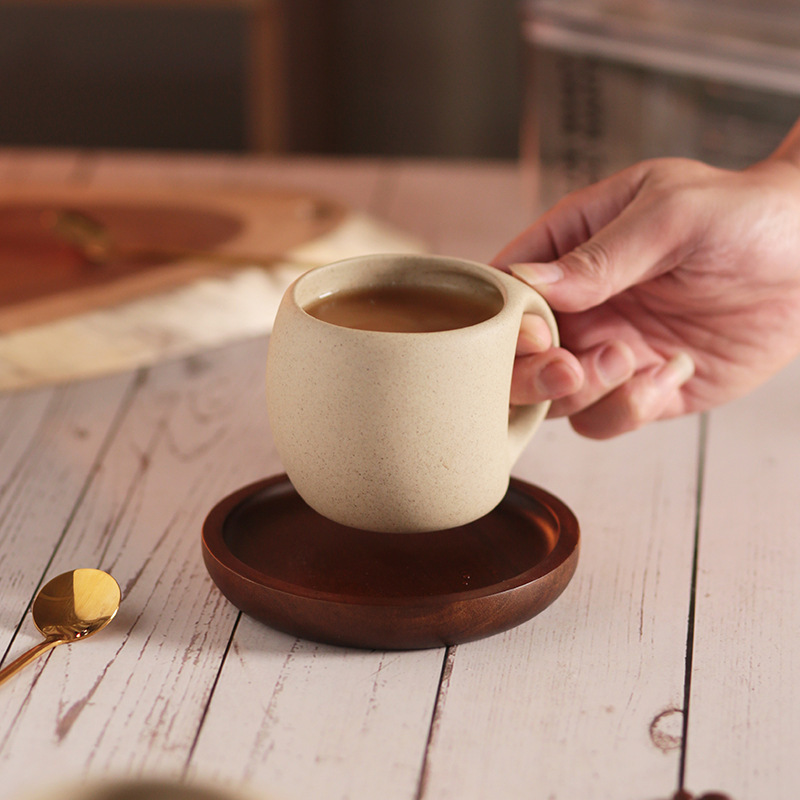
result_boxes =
[521,0,800,212]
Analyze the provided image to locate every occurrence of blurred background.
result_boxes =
[1,0,800,205]
[0,0,522,158]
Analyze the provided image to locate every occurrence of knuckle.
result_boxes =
[559,241,617,305]
[567,380,655,440]
[618,378,668,431]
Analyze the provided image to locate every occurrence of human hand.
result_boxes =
[492,146,800,439]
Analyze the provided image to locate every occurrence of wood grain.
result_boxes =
[0,149,796,800]
[417,416,701,800]
[0,182,345,332]
[0,339,271,799]
[684,357,800,799]
[0,374,135,656]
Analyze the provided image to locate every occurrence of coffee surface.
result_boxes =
[304,284,502,332]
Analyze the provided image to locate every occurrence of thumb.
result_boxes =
[501,171,680,313]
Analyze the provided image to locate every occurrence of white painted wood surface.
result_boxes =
[684,357,800,799]
[0,149,796,800]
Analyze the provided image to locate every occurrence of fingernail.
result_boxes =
[596,342,635,386]
[652,352,695,390]
[535,359,582,398]
[510,262,564,286]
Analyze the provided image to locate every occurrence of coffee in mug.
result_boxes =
[304,283,503,333]
[266,253,558,533]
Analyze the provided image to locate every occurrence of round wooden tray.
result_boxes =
[202,474,579,650]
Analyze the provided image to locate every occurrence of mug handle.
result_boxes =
[505,279,560,465]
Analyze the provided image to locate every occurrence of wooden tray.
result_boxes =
[0,183,347,333]
[202,474,580,650]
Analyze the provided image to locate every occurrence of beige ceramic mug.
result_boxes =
[266,253,558,533]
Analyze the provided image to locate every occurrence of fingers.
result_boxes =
[512,340,636,407]
[511,348,583,405]
[508,200,676,313]
[547,341,638,416]
[493,162,689,313]
[511,339,695,439]
[516,313,553,356]
[492,164,647,268]
[568,353,695,439]
[511,314,583,403]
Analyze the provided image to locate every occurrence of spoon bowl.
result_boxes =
[0,569,121,687]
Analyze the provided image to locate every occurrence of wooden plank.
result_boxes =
[0,381,139,800]
[185,160,449,799]
[189,623,443,800]
[0,339,274,800]
[379,155,705,796]
[242,157,393,213]
[0,180,347,332]
[684,358,800,798]
[0,373,135,664]
[0,334,445,800]
[419,415,701,799]
[80,149,227,188]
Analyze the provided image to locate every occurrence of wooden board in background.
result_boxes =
[0,182,346,333]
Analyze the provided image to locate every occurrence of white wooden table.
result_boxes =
[0,148,797,800]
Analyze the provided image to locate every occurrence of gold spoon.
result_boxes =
[0,568,121,687]
[47,208,316,269]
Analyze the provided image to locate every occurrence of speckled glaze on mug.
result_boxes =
[266,254,558,533]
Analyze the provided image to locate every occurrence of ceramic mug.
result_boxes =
[266,253,558,533]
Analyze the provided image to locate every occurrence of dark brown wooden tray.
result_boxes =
[202,474,579,650]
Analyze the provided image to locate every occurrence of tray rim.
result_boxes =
[201,473,580,608]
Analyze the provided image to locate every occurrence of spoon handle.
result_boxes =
[0,637,64,687]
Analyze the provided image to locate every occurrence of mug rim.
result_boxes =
[289,253,513,336]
